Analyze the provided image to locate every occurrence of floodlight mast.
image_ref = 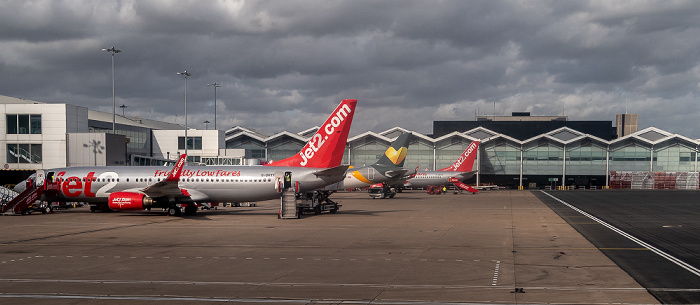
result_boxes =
[102,46,121,133]
[207,83,222,130]
[177,71,192,157]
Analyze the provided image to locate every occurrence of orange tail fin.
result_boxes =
[265,99,357,168]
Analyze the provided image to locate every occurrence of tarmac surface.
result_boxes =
[535,190,700,304]
[0,190,661,304]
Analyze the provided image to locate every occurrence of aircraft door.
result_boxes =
[283,171,292,189]
[35,170,46,187]
[274,171,284,192]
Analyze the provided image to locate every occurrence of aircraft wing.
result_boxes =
[141,181,188,199]
[454,170,477,181]
[141,154,190,200]
[312,165,351,177]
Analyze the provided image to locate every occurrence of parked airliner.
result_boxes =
[395,141,479,192]
[20,99,357,216]
[324,132,412,191]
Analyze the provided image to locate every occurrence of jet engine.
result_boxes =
[108,192,154,210]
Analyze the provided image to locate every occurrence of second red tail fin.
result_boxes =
[265,99,357,168]
[438,141,479,172]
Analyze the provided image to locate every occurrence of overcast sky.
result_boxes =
[1,0,699,138]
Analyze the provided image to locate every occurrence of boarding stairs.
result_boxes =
[279,188,299,219]
[1,180,44,215]
[449,177,479,194]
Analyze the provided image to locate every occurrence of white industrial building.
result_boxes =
[1,95,240,185]
[1,96,88,170]
[152,129,244,166]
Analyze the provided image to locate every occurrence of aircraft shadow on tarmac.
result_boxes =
[101,207,413,219]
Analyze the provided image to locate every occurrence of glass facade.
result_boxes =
[523,139,564,175]
[201,157,242,165]
[653,140,697,172]
[6,143,42,164]
[223,127,699,188]
[30,115,41,134]
[403,137,435,170]
[435,136,476,170]
[348,137,389,167]
[89,120,151,156]
[609,140,652,171]
[226,135,265,159]
[131,155,178,166]
[482,139,520,175]
[267,137,304,162]
[566,139,607,175]
[6,114,41,134]
[178,136,203,150]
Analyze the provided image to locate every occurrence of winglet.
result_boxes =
[439,141,479,172]
[166,154,187,182]
[265,99,357,168]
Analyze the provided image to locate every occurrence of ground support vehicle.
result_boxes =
[295,191,340,215]
[427,185,444,195]
[368,184,396,199]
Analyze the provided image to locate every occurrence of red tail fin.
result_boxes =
[265,99,357,168]
[438,141,479,172]
[166,154,187,182]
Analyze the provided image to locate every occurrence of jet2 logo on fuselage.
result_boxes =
[56,171,119,198]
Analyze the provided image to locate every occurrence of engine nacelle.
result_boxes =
[108,192,154,210]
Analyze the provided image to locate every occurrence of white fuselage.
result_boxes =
[402,171,475,189]
[45,165,341,203]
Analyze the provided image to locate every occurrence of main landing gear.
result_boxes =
[167,204,198,216]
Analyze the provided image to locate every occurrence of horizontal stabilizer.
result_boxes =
[313,165,351,177]
[384,169,408,178]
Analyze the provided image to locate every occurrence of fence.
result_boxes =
[610,171,699,190]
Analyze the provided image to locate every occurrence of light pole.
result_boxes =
[119,104,128,116]
[177,71,192,157]
[207,83,221,130]
[203,120,210,130]
[102,46,121,133]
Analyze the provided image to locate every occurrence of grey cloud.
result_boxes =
[1,0,700,136]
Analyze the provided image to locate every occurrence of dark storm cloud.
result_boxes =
[1,0,700,137]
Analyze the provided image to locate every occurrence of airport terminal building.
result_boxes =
[226,125,699,189]
[2,95,699,189]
